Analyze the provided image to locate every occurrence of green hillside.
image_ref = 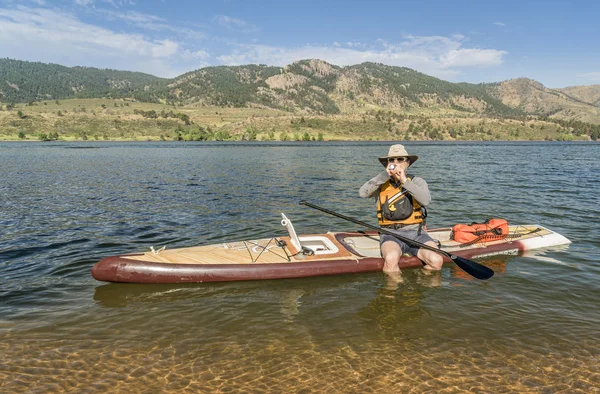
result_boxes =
[1,58,600,142]
[0,58,521,117]
[0,58,167,103]
[162,64,280,107]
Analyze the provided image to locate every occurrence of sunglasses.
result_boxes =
[387,157,409,163]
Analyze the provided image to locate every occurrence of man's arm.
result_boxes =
[359,171,389,198]
[403,177,431,206]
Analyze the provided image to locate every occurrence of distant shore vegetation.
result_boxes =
[1,98,598,142]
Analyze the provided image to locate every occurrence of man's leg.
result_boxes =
[381,240,405,286]
[417,241,444,271]
[381,240,403,273]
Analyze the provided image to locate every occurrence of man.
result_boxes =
[359,144,443,280]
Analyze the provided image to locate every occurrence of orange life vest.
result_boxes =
[377,178,425,226]
[451,218,509,244]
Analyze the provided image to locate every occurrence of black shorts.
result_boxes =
[380,228,435,256]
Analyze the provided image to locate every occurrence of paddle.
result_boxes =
[299,200,494,280]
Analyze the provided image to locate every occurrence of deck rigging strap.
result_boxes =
[150,245,166,254]
[274,239,315,259]
[458,227,543,247]
[242,237,295,263]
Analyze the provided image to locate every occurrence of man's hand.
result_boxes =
[387,164,408,183]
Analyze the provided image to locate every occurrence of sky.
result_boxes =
[0,0,599,88]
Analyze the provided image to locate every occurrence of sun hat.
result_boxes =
[378,144,419,167]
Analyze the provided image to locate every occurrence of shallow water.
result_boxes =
[1,141,599,393]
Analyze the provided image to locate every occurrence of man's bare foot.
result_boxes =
[416,269,442,287]
[384,271,404,290]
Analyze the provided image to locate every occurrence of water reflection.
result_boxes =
[520,244,576,267]
[93,283,208,308]
[450,257,507,281]
[357,270,445,340]
[280,288,305,322]
[414,269,442,288]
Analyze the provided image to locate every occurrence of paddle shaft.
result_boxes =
[299,200,452,258]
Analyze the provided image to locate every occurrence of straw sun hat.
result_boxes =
[378,144,419,167]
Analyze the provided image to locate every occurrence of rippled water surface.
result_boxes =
[1,141,599,393]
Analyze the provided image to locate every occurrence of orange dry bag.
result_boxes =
[451,218,509,244]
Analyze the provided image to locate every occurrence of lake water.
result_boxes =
[1,141,599,393]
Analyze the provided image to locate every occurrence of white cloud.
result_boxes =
[94,9,206,39]
[102,0,135,7]
[150,39,179,58]
[217,35,507,81]
[0,5,507,81]
[345,41,367,48]
[577,72,600,81]
[214,15,258,33]
[181,49,210,60]
[75,0,136,8]
[399,35,463,52]
[75,0,94,6]
[494,22,505,27]
[97,10,164,24]
[440,48,506,68]
[0,6,208,77]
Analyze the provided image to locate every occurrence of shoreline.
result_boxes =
[0,138,595,143]
[2,98,597,142]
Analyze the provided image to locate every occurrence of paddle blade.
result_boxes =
[450,255,495,280]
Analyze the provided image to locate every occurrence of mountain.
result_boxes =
[557,84,600,107]
[0,58,166,103]
[486,78,600,124]
[165,59,520,117]
[2,58,600,124]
